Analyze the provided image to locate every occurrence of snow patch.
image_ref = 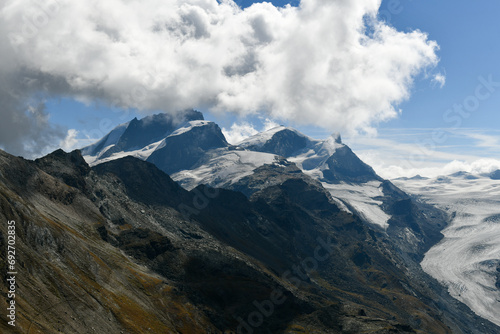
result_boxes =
[168,120,212,138]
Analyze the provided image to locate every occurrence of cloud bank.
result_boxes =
[369,158,500,180]
[0,0,439,156]
[222,118,280,144]
[349,129,500,179]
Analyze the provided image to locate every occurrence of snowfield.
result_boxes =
[171,148,278,190]
[320,180,390,229]
[84,139,164,166]
[393,174,500,326]
[237,126,290,149]
[165,120,212,138]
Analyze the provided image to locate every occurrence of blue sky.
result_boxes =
[5,0,500,178]
[352,0,500,177]
[378,0,500,129]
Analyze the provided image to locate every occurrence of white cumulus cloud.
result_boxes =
[59,129,80,151]
[0,0,440,156]
[222,118,282,144]
[433,73,446,88]
[222,122,259,145]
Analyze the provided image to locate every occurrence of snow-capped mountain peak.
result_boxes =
[82,110,204,166]
[146,120,228,175]
[238,126,314,158]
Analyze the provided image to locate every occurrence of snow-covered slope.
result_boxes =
[320,181,391,229]
[171,148,278,190]
[393,174,500,326]
[84,139,164,166]
[166,120,213,138]
[286,133,389,229]
[81,121,130,164]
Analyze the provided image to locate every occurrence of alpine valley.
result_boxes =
[0,111,498,333]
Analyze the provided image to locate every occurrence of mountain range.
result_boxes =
[0,110,498,333]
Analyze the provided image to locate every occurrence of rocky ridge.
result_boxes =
[0,148,498,333]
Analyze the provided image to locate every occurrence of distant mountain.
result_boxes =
[82,109,203,164]
[395,175,429,181]
[449,171,479,180]
[238,126,311,157]
[239,128,380,184]
[489,169,500,180]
